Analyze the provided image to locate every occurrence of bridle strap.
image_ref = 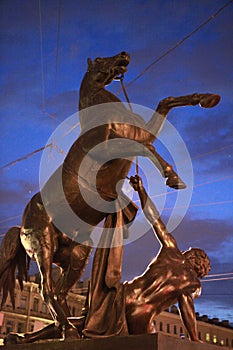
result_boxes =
[119,75,139,176]
[120,75,133,112]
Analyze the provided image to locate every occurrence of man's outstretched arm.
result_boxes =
[178,293,201,342]
[129,175,177,248]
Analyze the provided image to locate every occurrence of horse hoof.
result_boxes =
[166,176,186,190]
[199,94,220,108]
[4,333,26,345]
[65,327,81,339]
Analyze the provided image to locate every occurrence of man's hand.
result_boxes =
[129,175,143,191]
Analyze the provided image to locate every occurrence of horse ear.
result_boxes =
[87,58,93,71]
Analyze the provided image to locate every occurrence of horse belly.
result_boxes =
[111,123,155,144]
[96,158,133,199]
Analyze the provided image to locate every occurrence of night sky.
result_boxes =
[0,1,233,324]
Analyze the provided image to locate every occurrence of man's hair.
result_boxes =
[182,248,211,278]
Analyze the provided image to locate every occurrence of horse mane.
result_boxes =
[0,227,29,309]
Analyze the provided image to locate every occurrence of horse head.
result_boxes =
[86,51,130,87]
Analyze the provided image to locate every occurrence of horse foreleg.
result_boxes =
[145,144,186,189]
[116,139,186,189]
[155,93,220,116]
[94,137,186,189]
[143,93,220,188]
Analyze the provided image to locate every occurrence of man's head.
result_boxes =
[182,248,211,278]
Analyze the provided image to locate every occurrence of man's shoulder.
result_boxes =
[148,246,183,268]
[160,246,183,259]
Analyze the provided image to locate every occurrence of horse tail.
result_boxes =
[0,226,29,309]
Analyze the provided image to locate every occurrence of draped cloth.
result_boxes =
[83,199,138,337]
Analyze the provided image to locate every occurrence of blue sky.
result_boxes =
[0,0,233,324]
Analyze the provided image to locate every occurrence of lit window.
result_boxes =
[220,340,224,346]
[213,335,217,344]
[206,333,210,342]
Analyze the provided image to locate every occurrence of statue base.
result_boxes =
[2,333,230,350]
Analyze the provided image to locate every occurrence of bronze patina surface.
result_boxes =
[0,52,219,344]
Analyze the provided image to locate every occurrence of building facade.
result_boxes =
[0,275,87,344]
[155,306,233,348]
[0,277,232,348]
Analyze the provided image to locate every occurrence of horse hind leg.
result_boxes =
[55,241,92,319]
[4,323,62,345]
[33,230,80,339]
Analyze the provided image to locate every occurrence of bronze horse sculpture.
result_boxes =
[0,51,220,343]
[1,175,211,344]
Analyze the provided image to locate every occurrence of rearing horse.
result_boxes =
[0,51,220,342]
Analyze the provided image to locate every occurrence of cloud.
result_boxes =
[43,90,79,121]
[1,0,232,326]
[119,215,233,281]
[172,216,233,264]
[130,219,225,268]
[168,106,233,178]
[195,294,233,324]
[0,179,38,225]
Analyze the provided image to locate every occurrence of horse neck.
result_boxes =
[79,73,121,110]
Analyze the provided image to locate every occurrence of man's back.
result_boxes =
[125,246,200,316]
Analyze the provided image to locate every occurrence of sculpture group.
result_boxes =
[0,52,220,344]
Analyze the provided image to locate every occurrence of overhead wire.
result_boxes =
[202,277,233,282]
[38,0,63,159]
[0,227,232,284]
[38,0,45,113]
[0,215,22,225]
[133,197,233,210]
[0,144,52,170]
[204,272,233,278]
[161,199,233,211]
[0,119,81,170]
[1,0,231,169]
[148,174,233,200]
[52,0,62,134]
[39,0,63,124]
[192,143,233,160]
[1,1,232,275]
[125,0,233,88]
[47,0,62,159]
